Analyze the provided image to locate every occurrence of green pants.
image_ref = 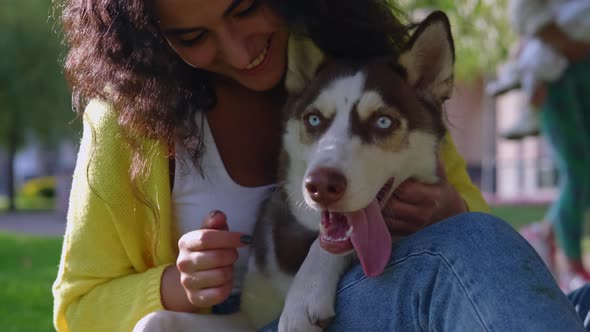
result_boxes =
[541,55,590,259]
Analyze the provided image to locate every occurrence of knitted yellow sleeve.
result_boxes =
[440,133,490,213]
[52,100,174,332]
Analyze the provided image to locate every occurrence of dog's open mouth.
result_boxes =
[318,179,395,277]
[320,211,354,253]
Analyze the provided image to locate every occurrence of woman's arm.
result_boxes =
[52,101,174,332]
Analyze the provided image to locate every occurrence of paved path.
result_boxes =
[0,212,66,237]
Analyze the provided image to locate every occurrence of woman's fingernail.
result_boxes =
[209,210,221,218]
[240,235,253,245]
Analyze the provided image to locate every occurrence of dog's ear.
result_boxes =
[285,36,325,95]
[398,11,455,103]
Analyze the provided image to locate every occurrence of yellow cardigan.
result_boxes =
[52,100,177,332]
[52,99,489,332]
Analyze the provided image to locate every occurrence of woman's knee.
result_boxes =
[132,311,203,332]
[340,212,539,296]
[413,212,520,250]
[133,311,172,332]
[340,213,521,289]
[440,211,513,233]
[134,310,254,331]
[389,212,543,273]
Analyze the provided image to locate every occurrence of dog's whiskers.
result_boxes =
[295,200,313,211]
[277,186,314,212]
[285,189,300,203]
[273,180,287,191]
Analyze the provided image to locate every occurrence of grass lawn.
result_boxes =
[0,232,62,332]
[490,204,549,230]
[0,204,547,331]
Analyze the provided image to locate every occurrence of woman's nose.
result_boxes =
[216,24,251,69]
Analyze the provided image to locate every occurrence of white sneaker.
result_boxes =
[500,106,540,140]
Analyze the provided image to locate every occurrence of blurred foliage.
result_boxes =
[490,204,548,230]
[0,0,76,149]
[397,0,516,80]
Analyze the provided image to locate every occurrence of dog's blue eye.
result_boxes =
[376,116,393,129]
[307,114,322,127]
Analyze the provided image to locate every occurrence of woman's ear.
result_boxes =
[284,36,325,95]
[398,11,455,103]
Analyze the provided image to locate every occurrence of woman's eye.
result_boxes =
[234,0,260,18]
[306,114,322,127]
[178,31,207,47]
[375,116,393,129]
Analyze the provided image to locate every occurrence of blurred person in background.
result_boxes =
[490,0,590,292]
[487,0,590,140]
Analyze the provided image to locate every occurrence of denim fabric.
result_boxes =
[568,284,590,331]
[261,212,585,331]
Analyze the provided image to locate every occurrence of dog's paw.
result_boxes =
[278,295,335,332]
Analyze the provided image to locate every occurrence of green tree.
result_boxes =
[397,0,515,80]
[0,0,74,211]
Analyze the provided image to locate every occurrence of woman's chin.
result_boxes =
[239,79,281,92]
[235,58,286,91]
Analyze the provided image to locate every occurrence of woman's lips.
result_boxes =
[240,35,272,74]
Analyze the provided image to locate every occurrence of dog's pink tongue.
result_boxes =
[347,199,392,277]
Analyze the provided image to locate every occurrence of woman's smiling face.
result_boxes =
[155,0,289,91]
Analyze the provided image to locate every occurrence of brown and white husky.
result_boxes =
[133,11,456,332]
[243,11,456,331]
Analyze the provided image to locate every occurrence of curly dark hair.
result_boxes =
[55,0,411,180]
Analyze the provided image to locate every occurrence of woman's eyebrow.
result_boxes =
[163,26,203,36]
[162,0,244,36]
[223,0,245,17]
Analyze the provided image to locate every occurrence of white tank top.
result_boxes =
[172,116,275,294]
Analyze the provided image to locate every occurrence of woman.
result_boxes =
[52,0,586,331]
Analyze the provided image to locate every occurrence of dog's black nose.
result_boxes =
[305,168,347,206]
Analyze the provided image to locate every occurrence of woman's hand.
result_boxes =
[384,161,467,236]
[161,211,249,312]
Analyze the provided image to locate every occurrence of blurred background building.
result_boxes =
[445,77,558,205]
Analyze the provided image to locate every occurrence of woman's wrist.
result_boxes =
[160,264,198,312]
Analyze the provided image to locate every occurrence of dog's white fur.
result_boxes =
[282,75,440,231]
[277,240,350,332]
[253,12,455,332]
[133,12,455,332]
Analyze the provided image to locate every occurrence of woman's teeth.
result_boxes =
[245,43,269,70]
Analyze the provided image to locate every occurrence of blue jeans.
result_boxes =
[261,212,585,331]
[569,285,590,330]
